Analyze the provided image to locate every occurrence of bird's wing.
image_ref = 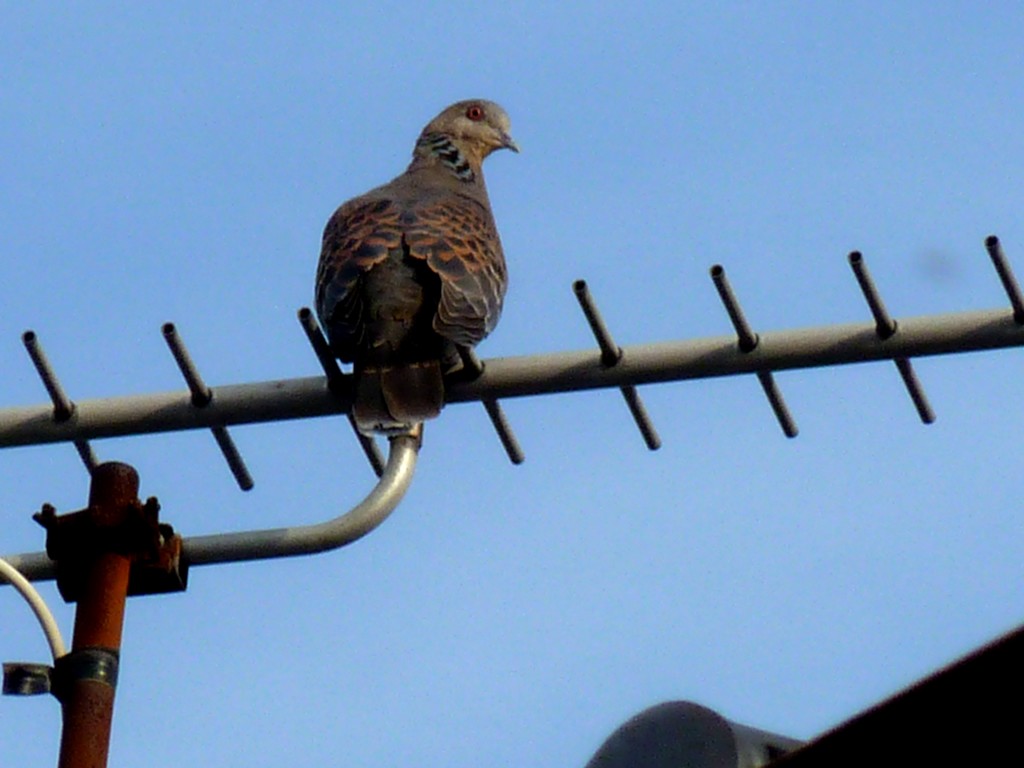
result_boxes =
[316,191,508,355]
[315,197,403,360]
[403,194,508,348]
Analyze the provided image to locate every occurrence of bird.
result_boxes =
[315,100,517,435]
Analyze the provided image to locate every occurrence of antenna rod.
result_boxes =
[1,308,1023,449]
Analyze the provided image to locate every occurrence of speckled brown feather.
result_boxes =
[404,195,507,346]
[315,199,405,361]
[315,100,515,434]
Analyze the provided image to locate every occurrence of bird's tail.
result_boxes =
[352,359,444,435]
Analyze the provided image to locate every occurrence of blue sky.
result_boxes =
[2,3,1023,765]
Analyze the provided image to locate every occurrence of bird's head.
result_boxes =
[417,100,519,164]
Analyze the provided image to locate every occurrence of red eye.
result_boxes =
[465,105,485,121]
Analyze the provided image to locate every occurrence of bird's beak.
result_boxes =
[499,132,520,153]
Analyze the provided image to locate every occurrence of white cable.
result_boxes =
[0,556,67,660]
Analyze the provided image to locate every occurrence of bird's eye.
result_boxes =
[465,105,485,121]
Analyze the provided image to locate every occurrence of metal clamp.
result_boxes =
[3,662,54,696]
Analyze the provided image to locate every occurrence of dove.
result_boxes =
[315,100,517,435]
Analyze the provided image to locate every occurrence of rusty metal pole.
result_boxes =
[53,463,138,768]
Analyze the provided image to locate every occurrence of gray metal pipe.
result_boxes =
[0,308,1022,448]
[183,431,419,566]
[452,307,1024,400]
[1,432,420,582]
[3,306,1024,582]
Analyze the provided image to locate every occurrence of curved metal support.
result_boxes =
[184,430,420,567]
[1,431,421,582]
